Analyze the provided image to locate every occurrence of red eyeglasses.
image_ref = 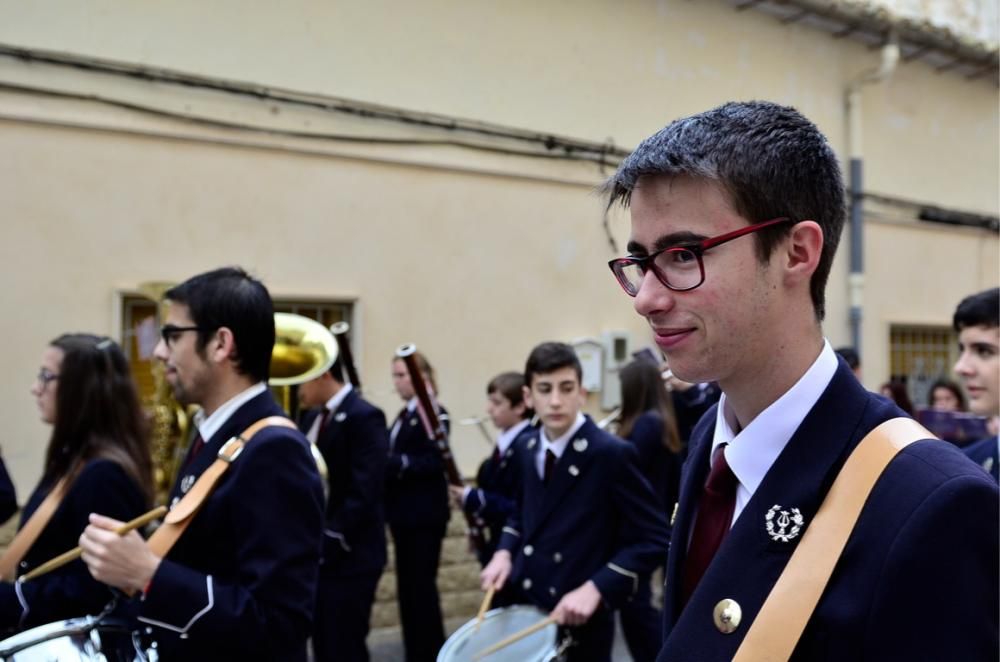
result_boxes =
[608,217,796,296]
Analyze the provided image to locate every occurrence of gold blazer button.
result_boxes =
[713,599,742,634]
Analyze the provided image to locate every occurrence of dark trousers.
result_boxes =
[618,575,662,662]
[560,607,615,662]
[312,566,383,662]
[390,522,447,662]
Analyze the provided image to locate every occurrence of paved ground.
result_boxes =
[368,615,633,661]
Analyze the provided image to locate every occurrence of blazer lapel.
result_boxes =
[663,419,715,631]
[529,419,599,536]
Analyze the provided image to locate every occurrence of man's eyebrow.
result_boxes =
[626,231,707,255]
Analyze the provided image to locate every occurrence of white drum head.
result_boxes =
[438,605,557,662]
[0,616,138,661]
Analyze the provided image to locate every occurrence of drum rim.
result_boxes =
[0,615,133,656]
[437,605,557,661]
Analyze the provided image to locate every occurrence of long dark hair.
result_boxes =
[43,334,153,503]
[618,360,682,454]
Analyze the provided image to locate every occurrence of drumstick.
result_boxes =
[475,585,496,631]
[472,614,557,660]
[18,506,167,583]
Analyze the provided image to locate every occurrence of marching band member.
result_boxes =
[298,358,388,662]
[605,100,998,660]
[481,342,669,662]
[79,267,324,661]
[955,288,1000,482]
[0,334,150,630]
[384,350,449,661]
[615,358,684,661]
[449,372,533,572]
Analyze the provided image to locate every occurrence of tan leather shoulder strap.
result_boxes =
[147,416,296,558]
[0,478,69,581]
[733,417,934,661]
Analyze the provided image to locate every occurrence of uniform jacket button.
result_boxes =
[524,545,534,557]
[522,578,533,590]
[553,552,562,563]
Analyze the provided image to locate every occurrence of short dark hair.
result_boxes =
[487,371,528,414]
[835,346,860,371]
[328,357,345,384]
[928,378,967,411]
[953,287,999,331]
[46,334,153,502]
[524,342,582,387]
[165,267,275,383]
[604,100,845,321]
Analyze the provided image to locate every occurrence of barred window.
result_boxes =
[888,324,957,406]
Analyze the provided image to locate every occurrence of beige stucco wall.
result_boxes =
[0,0,997,494]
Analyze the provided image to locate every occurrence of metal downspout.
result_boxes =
[845,35,899,357]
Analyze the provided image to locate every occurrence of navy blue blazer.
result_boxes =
[625,411,683,518]
[384,405,451,529]
[0,458,17,525]
[463,423,534,566]
[964,435,999,482]
[299,389,389,576]
[0,459,146,630]
[137,391,325,661]
[658,361,999,661]
[498,417,670,611]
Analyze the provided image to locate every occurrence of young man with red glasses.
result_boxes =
[605,101,997,661]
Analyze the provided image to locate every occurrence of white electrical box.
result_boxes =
[601,330,631,410]
[570,338,604,392]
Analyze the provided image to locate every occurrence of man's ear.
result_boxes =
[211,327,238,365]
[783,220,823,285]
[522,384,533,410]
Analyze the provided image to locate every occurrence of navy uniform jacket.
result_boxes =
[299,389,389,575]
[137,391,325,661]
[463,424,534,566]
[498,417,670,611]
[659,361,999,661]
[626,411,683,517]
[0,458,17,525]
[0,460,146,630]
[964,435,999,482]
[384,405,450,529]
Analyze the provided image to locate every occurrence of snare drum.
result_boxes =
[0,616,151,661]
[438,605,560,662]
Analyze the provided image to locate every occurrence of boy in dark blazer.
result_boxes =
[299,358,388,662]
[481,343,669,661]
[450,371,533,570]
[604,101,998,660]
[955,288,1000,482]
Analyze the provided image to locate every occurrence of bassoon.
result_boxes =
[395,343,485,555]
[330,321,362,393]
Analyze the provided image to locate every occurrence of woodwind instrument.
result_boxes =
[330,321,362,393]
[396,343,486,555]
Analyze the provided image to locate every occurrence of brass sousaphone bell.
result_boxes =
[270,313,339,486]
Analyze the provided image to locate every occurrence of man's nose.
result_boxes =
[152,338,169,362]
[634,270,676,318]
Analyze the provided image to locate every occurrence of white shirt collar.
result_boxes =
[539,412,587,459]
[711,340,838,520]
[497,419,530,455]
[405,396,418,413]
[194,382,269,443]
[326,383,354,414]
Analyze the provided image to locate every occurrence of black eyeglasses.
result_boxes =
[36,368,59,388]
[160,324,210,349]
[608,217,796,296]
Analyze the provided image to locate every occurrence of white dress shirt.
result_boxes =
[193,382,268,443]
[710,340,839,526]
[536,412,586,480]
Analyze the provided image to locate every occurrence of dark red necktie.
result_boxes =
[187,432,205,465]
[681,444,739,605]
[317,408,332,438]
[491,446,501,464]
[543,449,556,484]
